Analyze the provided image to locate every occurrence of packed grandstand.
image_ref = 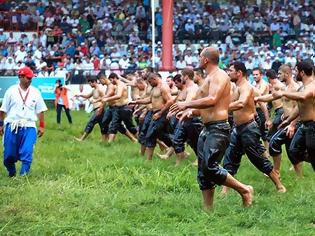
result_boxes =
[0,0,314,84]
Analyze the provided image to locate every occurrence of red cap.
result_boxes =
[58,62,64,67]
[18,66,34,79]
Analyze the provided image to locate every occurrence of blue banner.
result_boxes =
[0,77,64,100]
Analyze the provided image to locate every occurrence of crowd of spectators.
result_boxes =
[0,0,314,83]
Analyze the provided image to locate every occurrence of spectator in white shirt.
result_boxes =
[0,28,7,43]
[33,46,43,66]
[245,56,254,71]
[37,62,50,77]
[7,32,17,44]
[102,17,112,33]
[54,62,69,81]
[184,48,193,67]
[262,56,273,70]
[176,56,187,69]
[129,32,141,45]
[184,19,195,33]
[284,52,297,68]
[119,55,129,70]
[4,57,16,75]
[15,46,27,64]
[82,57,94,75]
[45,16,55,27]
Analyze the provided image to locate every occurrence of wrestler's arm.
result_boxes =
[282,89,313,101]
[229,86,252,111]
[103,84,124,102]
[185,76,226,109]
[160,86,175,114]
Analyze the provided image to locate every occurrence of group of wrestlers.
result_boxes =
[74,46,315,210]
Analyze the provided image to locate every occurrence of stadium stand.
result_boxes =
[0,0,313,83]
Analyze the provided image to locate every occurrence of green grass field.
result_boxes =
[0,110,314,235]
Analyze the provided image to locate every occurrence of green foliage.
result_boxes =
[0,111,314,235]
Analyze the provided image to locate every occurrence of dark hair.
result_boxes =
[232,61,247,76]
[56,79,62,88]
[253,67,263,75]
[302,58,315,74]
[296,60,314,76]
[194,68,204,77]
[173,74,182,83]
[266,69,277,79]
[147,72,158,80]
[146,66,154,73]
[97,72,105,79]
[167,75,174,80]
[108,72,119,79]
[181,68,194,80]
[87,76,97,82]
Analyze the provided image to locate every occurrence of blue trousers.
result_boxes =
[3,124,37,176]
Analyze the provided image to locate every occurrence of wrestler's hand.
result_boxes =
[0,126,3,136]
[177,109,193,122]
[170,102,186,114]
[272,90,283,99]
[139,113,146,123]
[166,111,173,120]
[265,119,272,130]
[128,100,137,106]
[286,124,295,138]
[100,98,107,103]
[133,108,141,116]
[152,111,162,121]
[38,127,44,137]
[96,107,103,116]
[278,119,289,129]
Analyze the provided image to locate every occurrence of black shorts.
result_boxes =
[269,126,301,165]
[138,111,153,145]
[108,105,137,135]
[145,112,171,148]
[173,118,203,154]
[84,109,104,134]
[101,106,126,135]
[290,121,315,170]
[223,120,273,176]
[267,107,284,141]
[197,120,230,191]
[256,107,268,141]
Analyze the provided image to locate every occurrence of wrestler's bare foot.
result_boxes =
[269,169,286,193]
[294,162,303,178]
[264,170,281,179]
[157,153,170,160]
[242,185,254,208]
[277,185,286,193]
[175,152,187,166]
[192,159,198,166]
[74,137,83,142]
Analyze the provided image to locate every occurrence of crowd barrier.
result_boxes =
[0,76,64,100]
